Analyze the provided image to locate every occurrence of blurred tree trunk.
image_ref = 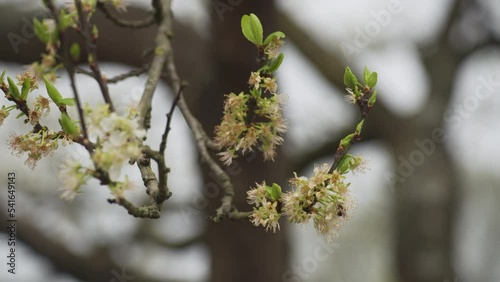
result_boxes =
[394,3,462,281]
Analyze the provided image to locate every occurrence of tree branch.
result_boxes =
[76,64,150,84]
[149,1,237,222]
[96,1,157,29]
[75,0,115,111]
[292,125,377,173]
[137,0,171,130]
[328,87,375,174]
[159,82,185,154]
[108,64,150,83]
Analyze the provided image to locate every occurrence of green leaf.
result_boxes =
[95,136,101,147]
[33,18,50,44]
[363,67,371,85]
[258,65,270,73]
[367,72,378,88]
[20,77,31,100]
[368,89,377,107]
[355,119,364,135]
[241,14,263,45]
[92,25,99,39]
[16,112,24,119]
[70,43,81,62]
[7,77,20,98]
[263,31,286,45]
[339,133,354,149]
[58,9,73,31]
[266,53,284,73]
[266,183,282,202]
[338,154,354,174]
[43,76,63,104]
[59,113,78,137]
[60,98,76,106]
[250,88,260,98]
[0,69,6,82]
[344,67,358,89]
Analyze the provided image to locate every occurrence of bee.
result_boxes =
[336,204,347,218]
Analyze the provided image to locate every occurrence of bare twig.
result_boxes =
[75,0,115,111]
[67,72,89,138]
[97,1,157,29]
[137,0,172,130]
[146,0,236,221]
[107,146,171,218]
[76,64,150,84]
[74,66,93,78]
[167,74,235,221]
[159,82,186,154]
[108,64,150,83]
[108,196,163,218]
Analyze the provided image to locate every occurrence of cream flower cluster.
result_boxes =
[0,105,10,126]
[247,181,281,233]
[28,96,51,126]
[58,157,90,201]
[8,130,64,169]
[214,72,287,165]
[247,162,362,242]
[84,104,145,180]
[56,104,144,201]
[282,164,354,242]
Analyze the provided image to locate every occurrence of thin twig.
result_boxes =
[75,0,115,111]
[67,72,89,138]
[166,53,235,223]
[75,66,93,78]
[96,1,157,29]
[76,64,150,84]
[108,64,150,83]
[328,88,374,174]
[108,197,162,218]
[137,0,172,130]
[145,0,236,221]
[159,82,186,154]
